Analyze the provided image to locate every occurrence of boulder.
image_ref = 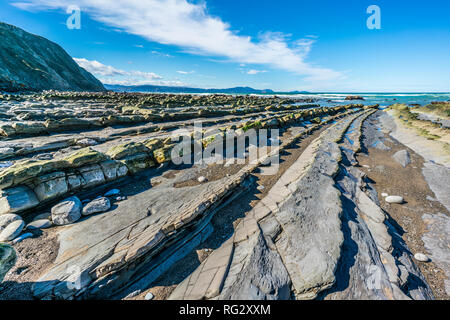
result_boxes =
[26,219,52,230]
[51,196,82,226]
[0,213,21,231]
[0,219,25,242]
[392,150,411,167]
[82,197,111,216]
[0,186,39,215]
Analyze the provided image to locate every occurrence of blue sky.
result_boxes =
[1,0,450,92]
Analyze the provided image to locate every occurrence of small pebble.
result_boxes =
[414,253,430,262]
[197,176,207,183]
[257,185,265,191]
[381,193,388,197]
[159,162,169,169]
[385,195,404,204]
[144,292,154,300]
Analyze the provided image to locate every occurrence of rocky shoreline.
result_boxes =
[0,92,448,300]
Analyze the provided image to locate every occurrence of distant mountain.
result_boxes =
[105,84,309,95]
[0,22,105,92]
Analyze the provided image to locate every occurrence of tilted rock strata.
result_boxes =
[0,22,104,92]
[28,110,363,299]
[169,110,433,300]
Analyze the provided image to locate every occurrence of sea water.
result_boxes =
[278,93,450,107]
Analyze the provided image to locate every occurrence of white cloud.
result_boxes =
[101,78,185,86]
[74,58,126,77]
[73,58,179,85]
[247,69,267,75]
[151,50,173,58]
[177,70,195,74]
[13,0,342,81]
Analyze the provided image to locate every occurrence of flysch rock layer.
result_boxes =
[169,110,434,300]
[324,111,433,300]
[170,113,362,300]
[29,108,364,300]
[0,103,359,219]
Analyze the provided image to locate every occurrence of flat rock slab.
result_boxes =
[219,233,291,300]
[422,162,450,212]
[387,110,450,167]
[422,213,450,296]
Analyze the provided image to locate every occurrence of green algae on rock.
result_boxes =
[0,244,16,282]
